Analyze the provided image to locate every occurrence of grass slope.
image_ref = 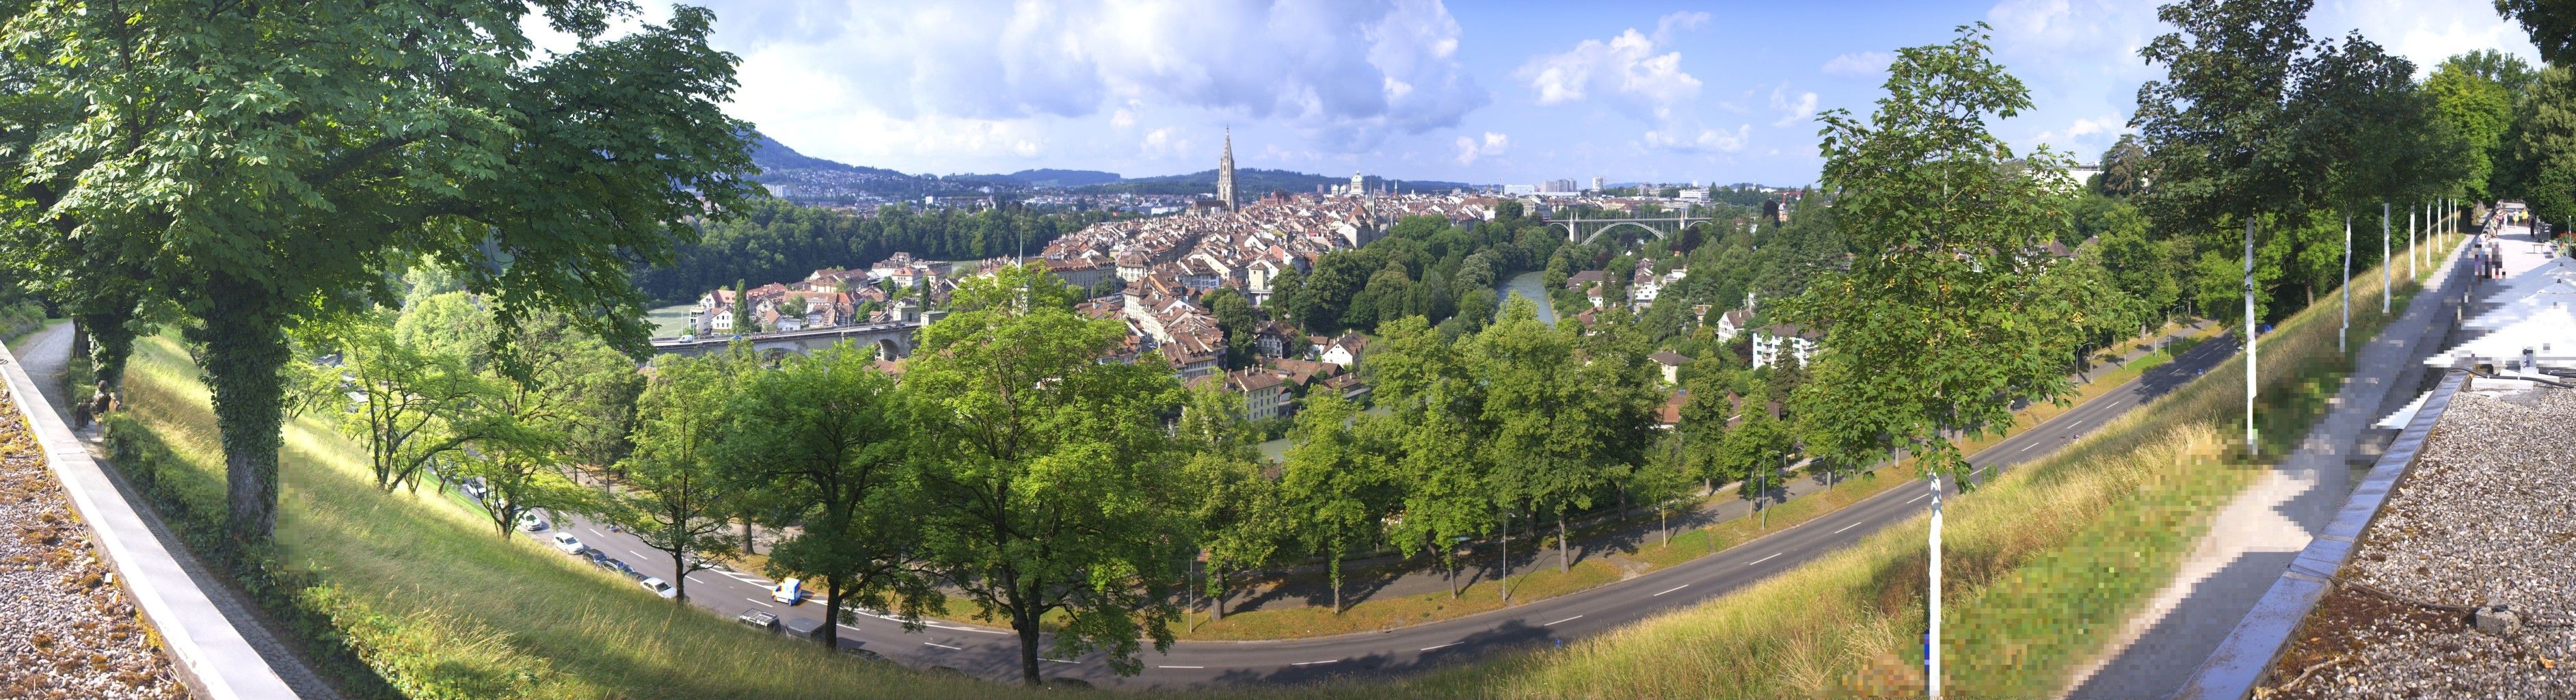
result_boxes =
[100,239,2444,699]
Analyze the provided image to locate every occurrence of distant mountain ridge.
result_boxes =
[749,135,1479,193]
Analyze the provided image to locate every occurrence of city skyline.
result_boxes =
[531,0,2539,187]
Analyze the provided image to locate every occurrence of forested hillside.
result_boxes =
[632,200,1113,303]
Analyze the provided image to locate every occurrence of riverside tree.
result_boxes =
[1175,384,1284,621]
[1278,391,1391,615]
[907,263,1191,685]
[725,342,938,646]
[334,321,496,492]
[3,1,759,542]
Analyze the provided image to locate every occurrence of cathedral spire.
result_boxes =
[1216,126,1237,211]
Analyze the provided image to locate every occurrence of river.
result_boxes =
[1497,270,1559,326]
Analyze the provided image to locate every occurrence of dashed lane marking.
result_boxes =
[1157,665,1205,669]
[1652,584,1689,597]
[1543,615,1582,626]
[1746,552,1781,566]
[749,599,777,608]
[2018,442,2037,453]
[924,642,963,650]
[1291,660,1339,667]
[1907,492,1929,504]
[1834,521,1862,535]
[1041,658,1081,664]
[1419,642,1461,651]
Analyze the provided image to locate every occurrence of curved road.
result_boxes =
[539,331,2241,688]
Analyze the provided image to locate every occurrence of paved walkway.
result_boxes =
[2065,226,2512,699]
[1223,320,2218,616]
[10,322,346,700]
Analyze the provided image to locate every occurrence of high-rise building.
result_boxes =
[1592,176,1605,192]
[1216,126,1237,211]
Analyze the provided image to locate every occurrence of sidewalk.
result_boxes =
[2065,229,2490,699]
[1219,319,2218,617]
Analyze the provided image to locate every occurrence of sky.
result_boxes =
[530,0,2542,187]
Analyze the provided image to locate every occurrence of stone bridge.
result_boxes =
[647,320,926,360]
[1544,213,1713,244]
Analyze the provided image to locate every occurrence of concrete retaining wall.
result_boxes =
[0,342,297,699]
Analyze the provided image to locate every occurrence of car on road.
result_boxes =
[550,533,584,554]
[638,577,675,599]
[583,550,611,568]
[516,511,547,532]
[460,476,487,500]
[771,578,807,605]
[736,610,779,632]
[597,556,625,571]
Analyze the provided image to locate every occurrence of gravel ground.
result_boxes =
[0,392,184,699]
[2261,387,2576,699]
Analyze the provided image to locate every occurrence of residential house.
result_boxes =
[1320,334,1369,368]
[1648,351,1691,386]
[1716,310,1754,344]
[1752,323,1821,370]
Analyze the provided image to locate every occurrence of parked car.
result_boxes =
[622,569,647,582]
[771,578,807,604]
[584,550,611,568]
[516,511,547,532]
[550,533,584,554]
[460,476,487,500]
[736,610,780,632]
[638,577,675,599]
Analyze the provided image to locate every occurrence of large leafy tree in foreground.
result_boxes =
[1789,23,2086,486]
[2,1,758,541]
[907,264,1191,685]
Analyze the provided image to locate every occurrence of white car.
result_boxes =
[516,511,548,532]
[639,577,676,599]
[771,578,806,604]
[549,532,584,554]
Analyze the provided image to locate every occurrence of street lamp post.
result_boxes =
[1926,471,1944,699]
[2340,214,2350,354]
[2382,202,2390,314]
[2245,217,2258,453]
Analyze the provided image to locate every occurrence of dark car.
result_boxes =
[598,556,626,571]
[782,616,833,644]
[584,550,611,568]
[736,610,780,632]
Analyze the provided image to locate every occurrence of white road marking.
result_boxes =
[924,642,962,650]
[2018,442,2037,453]
[1041,658,1081,664]
[1652,584,1689,597]
[1745,552,1782,566]
[1419,642,1461,651]
[1907,492,1929,504]
[1157,665,1205,669]
[1542,615,1582,626]
[748,599,776,608]
[1834,521,1862,535]
[1291,660,1339,667]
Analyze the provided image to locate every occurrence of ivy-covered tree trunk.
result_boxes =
[79,294,140,393]
[194,282,291,543]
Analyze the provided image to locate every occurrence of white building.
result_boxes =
[1752,324,1821,370]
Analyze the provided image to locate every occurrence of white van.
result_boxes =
[771,578,807,604]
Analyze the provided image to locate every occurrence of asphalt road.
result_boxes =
[537,332,2242,688]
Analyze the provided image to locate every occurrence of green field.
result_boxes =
[644,304,699,338]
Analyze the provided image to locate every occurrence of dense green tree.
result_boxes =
[1475,298,1648,572]
[1278,392,1391,614]
[2498,0,2576,65]
[908,263,1190,685]
[725,342,937,647]
[2502,68,2576,224]
[1790,23,2088,486]
[334,321,494,492]
[5,1,760,541]
[613,351,747,603]
[1201,287,1259,368]
[1175,385,1283,621]
[2427,51,2525,200]
[394,291,496,371]
[632,199,1113,304]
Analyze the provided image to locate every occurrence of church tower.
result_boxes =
[1216,126,1237,211]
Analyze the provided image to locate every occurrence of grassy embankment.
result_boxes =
[1384,245,2443,698]
[94,239,2448,699]
[1178,321,2223,642]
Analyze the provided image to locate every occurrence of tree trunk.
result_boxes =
[1211,571,1225,621]
[80,304,139,394]
[1330,553,1343,615]
[1015,609,1044,686]
[195,285,291,543]
[673,550,691,603]
[1557,512,1570,573]
[822,578,842,650]
[1499,511,1510,603]
[741,520,755,554]
[1659,507,1669,547]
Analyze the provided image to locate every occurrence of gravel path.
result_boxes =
[2261,388,2576,698]
[0,392,184,699]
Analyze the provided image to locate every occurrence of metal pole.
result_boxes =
[2341,214,2350,353]
[2245,217,2258,453]
[2382,202,2390,313]
[1927,472,1943,699]
[2411,208,2418,282]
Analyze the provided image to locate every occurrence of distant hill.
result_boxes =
[956,168,1125,188]
[1078,167,1475,196]
[748,134,912,179]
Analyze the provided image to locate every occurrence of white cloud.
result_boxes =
[1770,85,1818,127]
[1644,124,1750,154]
[1821,51,1894,78]
[1455,131,1509,165]
[1518,14,1739,155]
[2308,0,2541,76]
[708,0,1488,162]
